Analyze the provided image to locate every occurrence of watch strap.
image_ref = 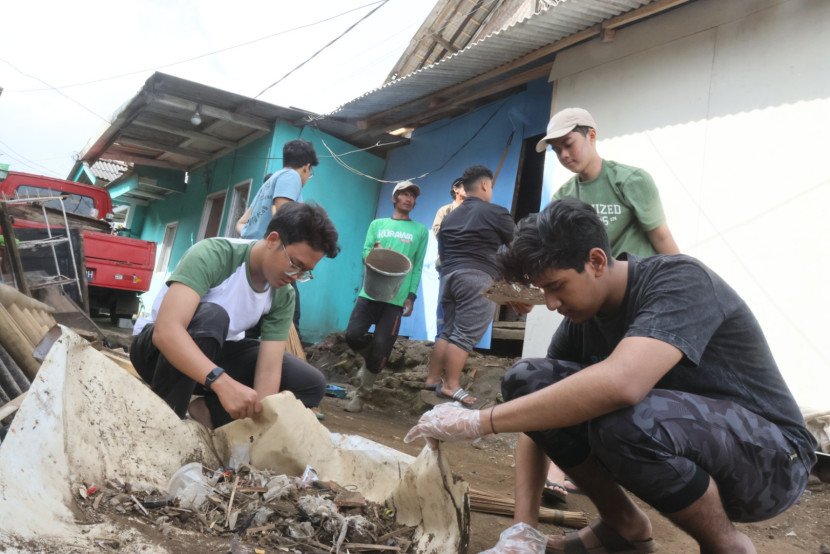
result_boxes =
[204,367,225,389]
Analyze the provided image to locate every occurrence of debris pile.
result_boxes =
[77,463,417,553]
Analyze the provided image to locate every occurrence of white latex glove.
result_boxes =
[403,403,484,448]
[479,522,548,554]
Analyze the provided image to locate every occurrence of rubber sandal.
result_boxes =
[564,478,584,496]
[547,519,657,554]
[542,480,567,503]
[435,386,476,408]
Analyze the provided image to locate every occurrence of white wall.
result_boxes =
[524,0,830,409]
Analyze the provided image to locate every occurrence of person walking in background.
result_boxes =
[344,181,429,413]
[424,165,514,407]
[431,177,466,340]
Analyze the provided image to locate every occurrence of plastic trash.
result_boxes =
[167,462,213,510]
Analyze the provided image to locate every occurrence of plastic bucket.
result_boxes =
[363,248,412,302]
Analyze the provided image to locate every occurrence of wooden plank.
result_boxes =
[0,392,26,422]
[491,327,525,341]
[102,349,142,380]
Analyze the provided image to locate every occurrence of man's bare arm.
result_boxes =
[648,223,680,255]
[153,283,260,419]
[235,206,253,234]
[253,340,287,399]
[270,197,293,217]
[492,337,684,434]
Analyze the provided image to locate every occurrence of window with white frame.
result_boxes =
[225,179,251,238]
[155,222,178,275]
[197,191,227,240]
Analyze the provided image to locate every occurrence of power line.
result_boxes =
[1,60,110,125]
[0,139,63,177]
[254,0,389,99]
[7,1,388,94]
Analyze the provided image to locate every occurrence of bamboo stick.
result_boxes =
[0,392,27,422]
[287,323,305,360]
[469,487,588,529]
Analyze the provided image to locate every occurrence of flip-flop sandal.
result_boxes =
[547,519,657,554]
[564,478,584,496]
[424,380,443,391]
[542,480,567,503]
[435,386,476,408]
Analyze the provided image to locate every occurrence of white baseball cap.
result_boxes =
[392,180,421,198]
[535,108,597,152]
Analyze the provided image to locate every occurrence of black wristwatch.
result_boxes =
[204,367,225,390]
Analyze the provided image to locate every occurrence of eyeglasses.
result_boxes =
[308,169,314,179]
[281,243,313,282]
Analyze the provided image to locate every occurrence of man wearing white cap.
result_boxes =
[344,181,428,412]
[538,107,679,257]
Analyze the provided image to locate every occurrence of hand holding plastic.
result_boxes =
[478,522,548,554]
[403,402,484,447]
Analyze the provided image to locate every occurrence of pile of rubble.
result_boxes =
[77,463,416,553]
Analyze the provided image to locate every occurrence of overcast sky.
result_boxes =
[0,0,436,179]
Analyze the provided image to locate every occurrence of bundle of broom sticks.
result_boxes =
[469,487,588,529]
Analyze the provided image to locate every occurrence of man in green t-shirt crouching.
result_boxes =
[131,202,340,430]
[344,181,429,413]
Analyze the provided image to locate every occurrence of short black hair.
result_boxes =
[282,139,318,169]
[572,125,593,137]
[499,198,612,285]
[265,201,340,258]
[449,177,464,200]
[460,165,493,193]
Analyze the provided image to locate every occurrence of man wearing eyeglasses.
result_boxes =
[131,202,340,430]
[344,181,429,413]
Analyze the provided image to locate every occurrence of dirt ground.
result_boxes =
[98,325,830,553]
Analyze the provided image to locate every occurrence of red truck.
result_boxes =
[0,171,156,321]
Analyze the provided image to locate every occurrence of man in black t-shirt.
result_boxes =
[405,198,816,553]
[423,165,514,407]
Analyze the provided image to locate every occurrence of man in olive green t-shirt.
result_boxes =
[539,107,679,258]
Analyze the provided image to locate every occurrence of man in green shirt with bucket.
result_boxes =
[344,181,429,413]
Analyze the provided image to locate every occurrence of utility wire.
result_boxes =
[0,138,64,177]
[1,60,110,124]
[7,1,388,94]
[254,0,389,99]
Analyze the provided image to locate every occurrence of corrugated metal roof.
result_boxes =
[332,0,653,119]
[89,159,130,184]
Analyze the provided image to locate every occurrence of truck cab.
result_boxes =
[0,171,157,322]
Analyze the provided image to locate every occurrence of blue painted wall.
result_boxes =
[373,77,553,342]
[127,123,385,343]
